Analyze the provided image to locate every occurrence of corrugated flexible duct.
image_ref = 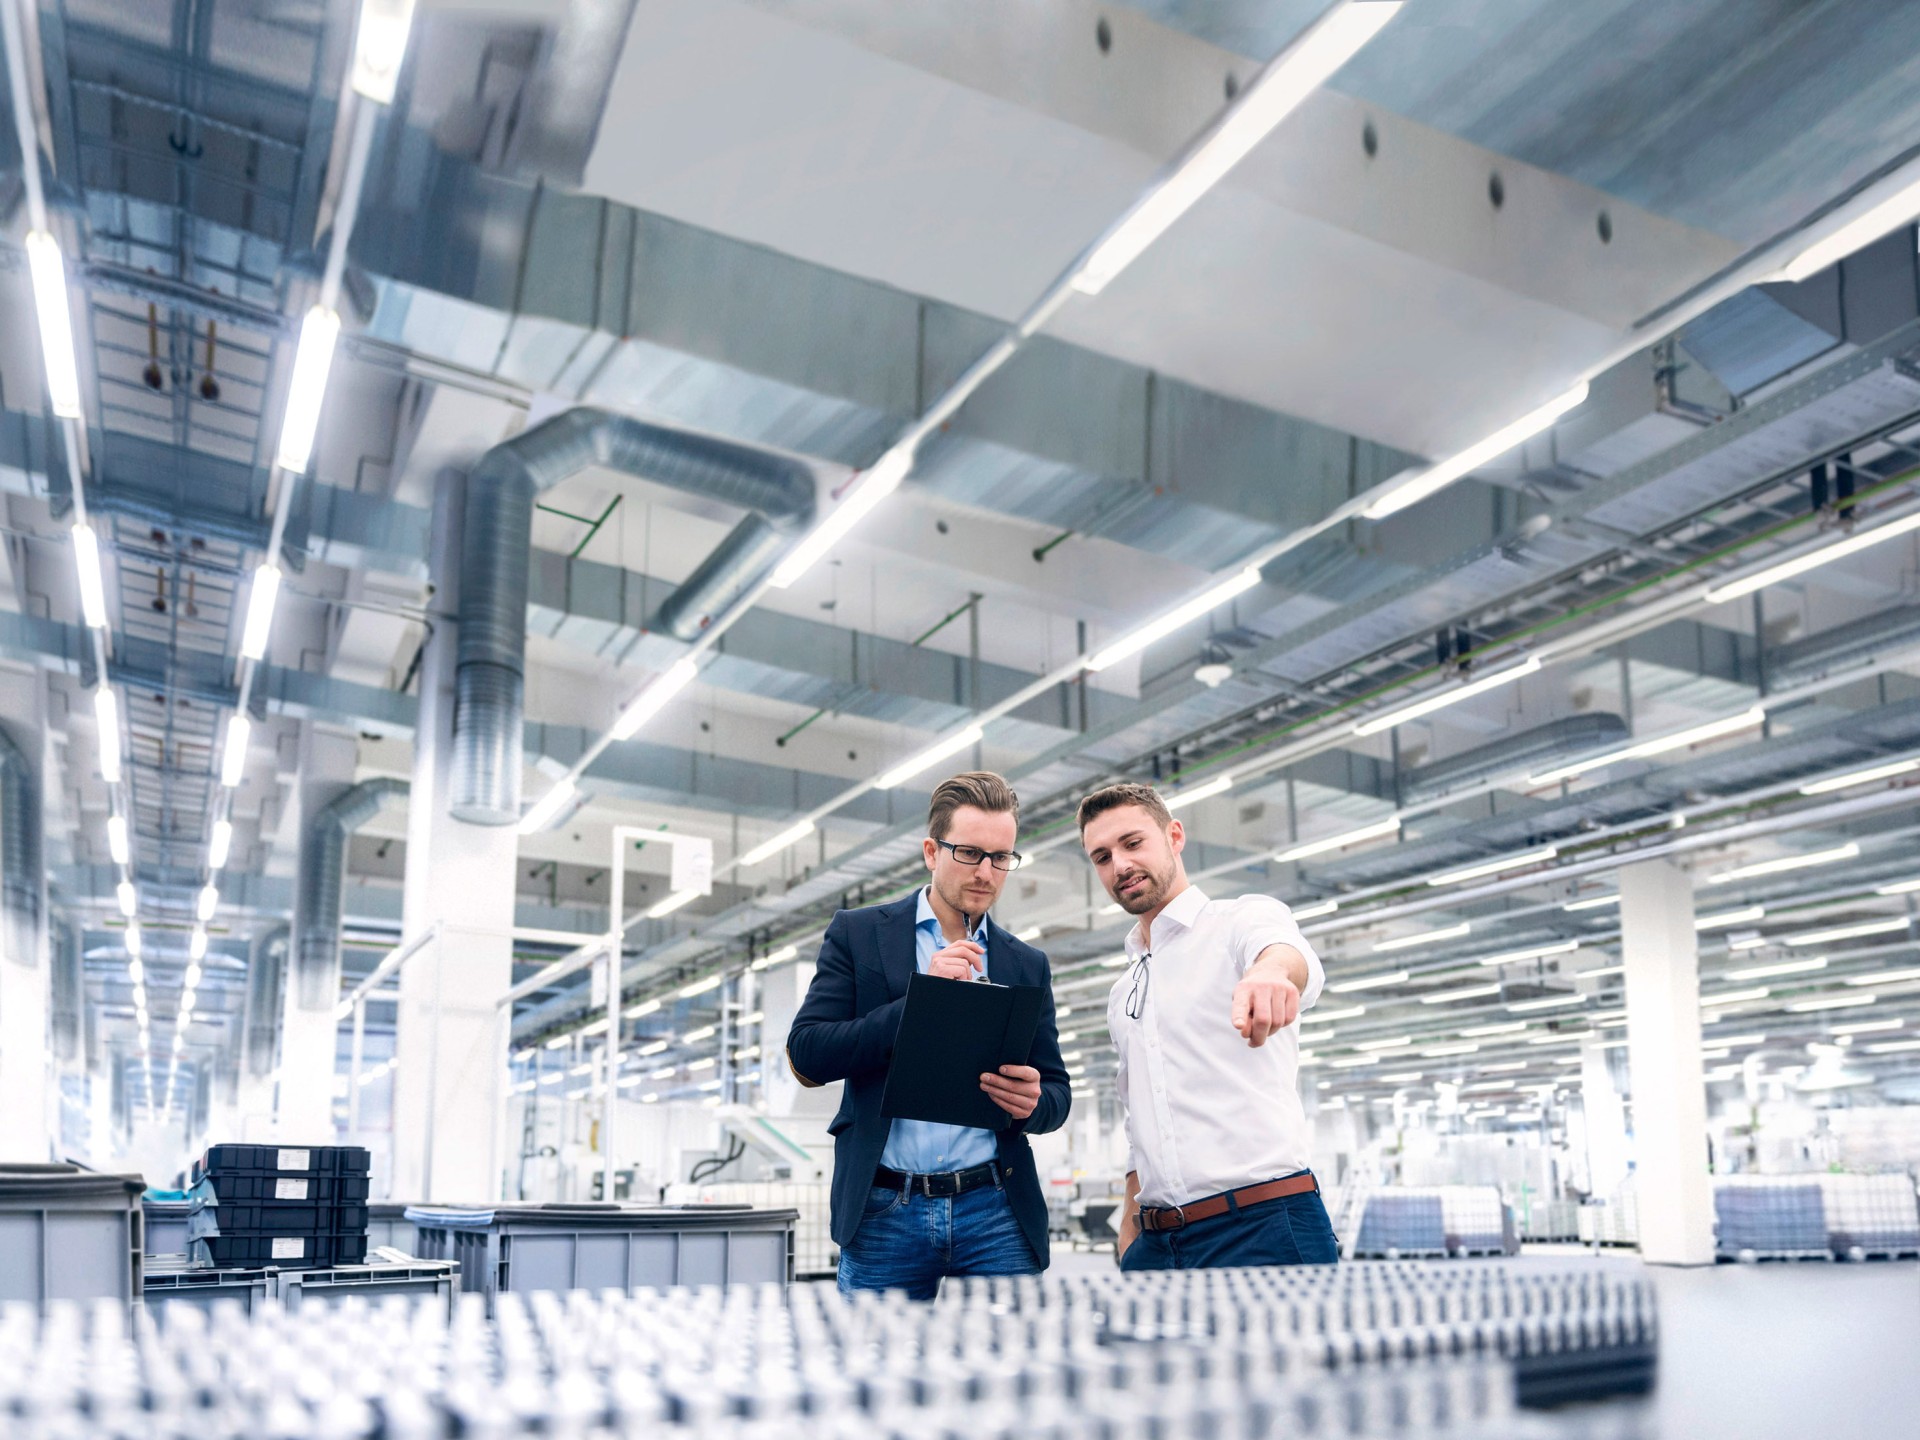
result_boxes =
[452,408,816,825]
[0,726,43,970]
[294,778,409,1009]
[243,925,288,1079]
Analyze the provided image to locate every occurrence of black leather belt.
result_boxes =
[873,1160,1002,1198]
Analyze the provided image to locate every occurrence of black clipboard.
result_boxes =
[879,972,1047,1131]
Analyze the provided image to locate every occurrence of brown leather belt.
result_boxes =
[1138,1172,1319,1232]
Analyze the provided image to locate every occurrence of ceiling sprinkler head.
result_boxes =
[1195,661,1234,688]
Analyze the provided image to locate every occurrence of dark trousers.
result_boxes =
[1121,1180,1340,1270]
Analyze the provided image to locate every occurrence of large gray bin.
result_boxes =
[0,1165,145,1308]
[406,1203,795,1307]
[366,1202,418,1256]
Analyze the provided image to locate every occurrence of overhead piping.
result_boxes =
[293,778,408,1008]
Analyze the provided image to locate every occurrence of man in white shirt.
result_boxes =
[1079,782,1337,1269]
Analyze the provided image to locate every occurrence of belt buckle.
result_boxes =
[925,1172,958,1198]
[1150,1204,1187,1233]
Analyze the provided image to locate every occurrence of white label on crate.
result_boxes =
[277,1148,310,1171]
[275,1178,310,1200]
[272,1237,305,1260]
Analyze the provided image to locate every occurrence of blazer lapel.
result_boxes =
[880,894,920,1000]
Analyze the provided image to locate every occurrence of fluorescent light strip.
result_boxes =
[125,929,141,962]
[517,777,577,835]
[624,1000,661,1019]
[1426,844,1558,888]
[1787,994,1877,1013]
[1364,384,1590,519]
[1327,970,1408,993]
[1831,1018,1902,1035]
[1782,918,1907,947]
[25,232,82,419]
[1800,758,1920,795]
[1289,898,1340,921]
[219,715,249,788]
[1507,994,1587,1012]
[116,880,136,919]
[1529,707,1765,786]
[1875,878,1920,896]
[1353,657,1540,737]
[740,820,816,868]
[189,928,207,962]
[1374,922,1470,953]
[238,563,283,661]
[95,688,122,784]
[1085,567,1263,672]
[1708,842,1859,885]
[611,658,701,741]
[106,815,129,867]
[1475,940,1578,967]
[1701,986,1771,1006]
[1420,983,1503,1005]
[1707,511,1920,604]
[678,975,723,998]
[1698,906,1765,931]
[1165,774,1234,810]
[350,0,417,103]
[1330,1056,1379,1069]
[1563,893,1620,912]
[1274,815,1401,864]
[1846,967,1920,987]
[1303,1004,1368,1023]
[1070,2,1403,295]
[647,889,701,920]
[196,884,219,923]
[208,819,232,872]
[1725,957,1827,981]
[1864,1039,1920,1054]
[1480,1061,1529,1073]
[1421,1043,1479,1057]
[750,944,800,972]
[1460,1021,1528,1037]
[770,448,914,590]
[875,725,984,789]
[1577,964,1625,978]
[276,306,341,474]
[1354,1036,1415,1052]
[71,525,108,629]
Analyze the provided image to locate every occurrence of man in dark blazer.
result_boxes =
[786,771,1071,1298]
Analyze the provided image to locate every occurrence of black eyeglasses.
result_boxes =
[934,840,1025,872]
[1125,951,1151,1020]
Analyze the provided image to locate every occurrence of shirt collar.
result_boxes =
[917,887,987,942]
[1126,884,1210,955]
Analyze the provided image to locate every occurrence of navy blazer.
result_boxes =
[785,893,1072,1263]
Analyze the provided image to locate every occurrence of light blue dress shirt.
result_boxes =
[878,888,1001,1175]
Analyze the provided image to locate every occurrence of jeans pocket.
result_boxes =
[1279,1195,1340,1265]
[862,1185,906,1218]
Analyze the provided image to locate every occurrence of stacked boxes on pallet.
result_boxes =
[187,1145,371,1269]
[1712,1176,1829,1260]
[1816,1173,1920,1258]
[1352,1187,1516,1258]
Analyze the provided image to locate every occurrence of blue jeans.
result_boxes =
[1121,1180,1340,1271]
[837,1179,1039,1299]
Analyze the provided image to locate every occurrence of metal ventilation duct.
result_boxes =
[1771,604,1920,690]
[242,925,288,1080]
[50,923,81,1064]
[294,778,409,1010]
[1401,713,1629,803]
[453,408,816,825]
[0,726,43,971]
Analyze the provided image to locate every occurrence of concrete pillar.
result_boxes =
[277,726,359,1141]
[0,696,52,1162]
[1619,858,1715,1264]
[1579,1040,1630,1197]
[392,472,515,1203]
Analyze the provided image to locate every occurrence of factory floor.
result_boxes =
[1045,1246,1920,1440]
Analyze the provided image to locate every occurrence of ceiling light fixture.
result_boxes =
[125,929,141,963]
[95,687,122,784]
[1830,1018,1901,1035]
[678,975,723,999]
[623,999,661,1019]
[1529,707,1766,786]
[1085,567,1264,672]
[1165,774,1235,811]
[1354,1035,1416,1051]
[1507,994,1587,1013]
[516,777,577,836]
[1364,383,1590,519]
[106,815,129,867]
[1327,969,1408,993]
[1705,511,1920,604]
[1875,878,1920,896]
[1421,1043,1479,1057]
[751,944,800,972]
[1301,1004,1368,1022]
[1563,893,1620,912]
[276,306,341,474]
[1274,815,1401,864]
[1782,918,1908,947]
[115,881,136,919]
[1420,982,1503,1005]
[1788,994,1877,1013]
[1701,986,1771,1006]
[350,0,417,104]
[238,564,282,661]
[770,447,915,590]
[1070,1,1403,295]
[1698,905,1766,931]
[647,889,700,920]
[219,715,249,788]
[196,885,218,922]
[208,819,232,872]
[1374,922,1471,953]
[1708,842,1859,885]
[1289,898,1340,921]
[610,657,700,741]
[1864,1039,1920,1054]
[71,524,108,629]
[1426,844,1559,888]
[1353,657,1540,737]
[1845,966,1920,988]
[189,928,208,962]
[1475,940,1579,967]
[24,231,82,418]
[875,725,985,789]
[1460,1021,1529,1037]
[1800,758,1920,795]
[739,820,815,868]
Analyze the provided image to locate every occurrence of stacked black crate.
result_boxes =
[187,1145,372,1268]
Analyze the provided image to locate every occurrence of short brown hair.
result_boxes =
[928,771,1020,840]
[1077,782,1172,833]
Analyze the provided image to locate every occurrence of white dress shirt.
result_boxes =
[1106,885,1325,1208]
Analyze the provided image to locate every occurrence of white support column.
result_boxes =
[0,693,52,1162]
[1619,858,1715,1265]
[278,725,358,1141]
[1579,1040,1630,1198]
[392,474,515,1203]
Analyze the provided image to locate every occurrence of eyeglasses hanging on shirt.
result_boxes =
[1124,951,1151,1019]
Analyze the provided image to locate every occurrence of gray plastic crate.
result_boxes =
[142,1260,274,1315]
[406,1204,795,1308]
[0,1165,145,1307]
[366,1202,418,1256]
[142,1199,192,1257]
[273,1259,458,1315]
